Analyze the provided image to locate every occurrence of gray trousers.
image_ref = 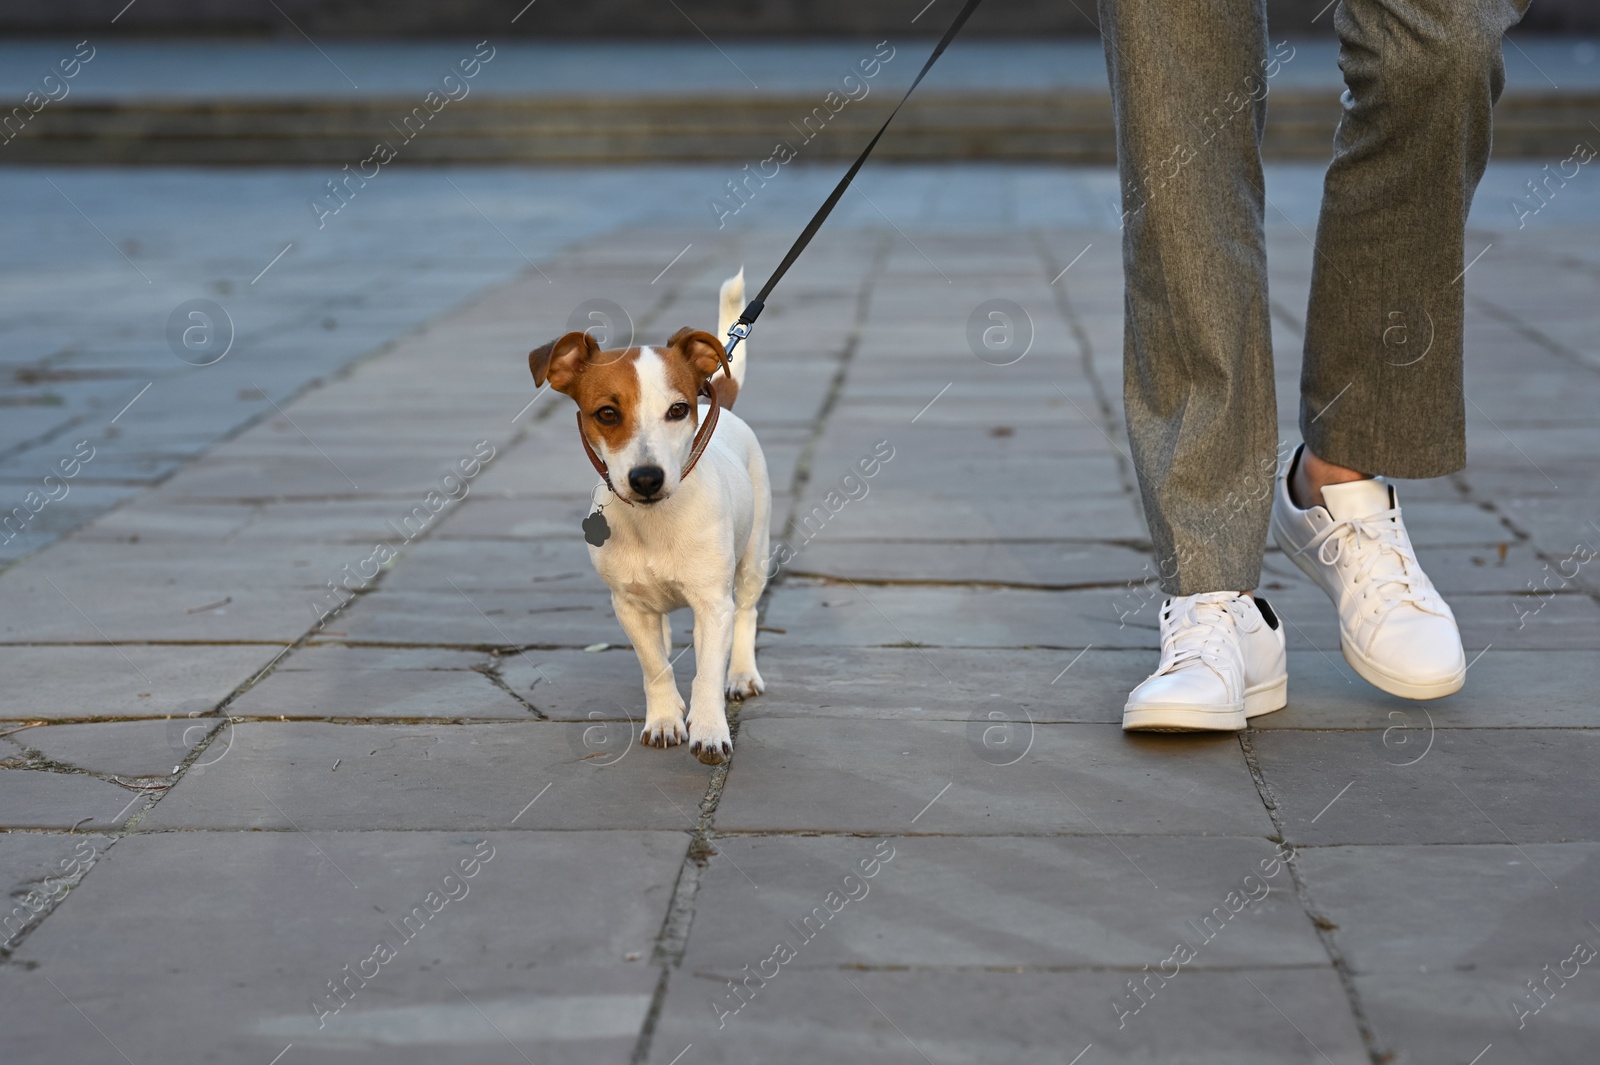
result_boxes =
[1100,0,1528,595]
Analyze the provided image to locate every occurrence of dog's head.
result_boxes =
[529,327,726,505]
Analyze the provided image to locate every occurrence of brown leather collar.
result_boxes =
[578,379,722,506]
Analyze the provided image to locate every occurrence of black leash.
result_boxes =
[723,0,985,357]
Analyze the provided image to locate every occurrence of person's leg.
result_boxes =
[1098,0,1278,596]
[1273,0,1529,702]
[1300,0,1531,474]
[1100,0,1290,732]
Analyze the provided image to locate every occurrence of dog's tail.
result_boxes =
[715,269,747,407]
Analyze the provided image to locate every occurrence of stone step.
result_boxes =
[5,90,1594,163]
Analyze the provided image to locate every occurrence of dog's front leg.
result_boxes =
[685,592,736,765]
[613,595,686,748]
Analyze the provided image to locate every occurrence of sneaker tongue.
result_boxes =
[1321,477,1412,588]
[1321,478,1393,521]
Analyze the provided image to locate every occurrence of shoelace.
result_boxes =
[1297,506,1444,616]
[1158,592,1258,676]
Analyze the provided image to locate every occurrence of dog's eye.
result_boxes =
[666,402,691,421]
[594,406,621,426]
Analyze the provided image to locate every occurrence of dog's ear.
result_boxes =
[665,327,728,383]
[530,331,600,393]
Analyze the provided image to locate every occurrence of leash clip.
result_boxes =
[724,299,763,357]
[724,320,751,359]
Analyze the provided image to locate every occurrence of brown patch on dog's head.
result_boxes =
[529,331,643,452]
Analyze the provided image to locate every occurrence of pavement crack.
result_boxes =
[775,234,893,552]
[476,655,550,720]
[631,699,745,1065]
[634,234,889,1065]
[1239,729,1388,1065]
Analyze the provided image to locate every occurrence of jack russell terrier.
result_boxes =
[528,272,770,765]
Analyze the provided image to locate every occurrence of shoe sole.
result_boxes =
[1272,511,1466,702]
[1341,639,1465,700]
[1123,676,1287,733]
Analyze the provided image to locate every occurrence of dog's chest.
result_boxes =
[596,551,693,612]
[589,507,739,613]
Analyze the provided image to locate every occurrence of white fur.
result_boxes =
[587,272,769,765]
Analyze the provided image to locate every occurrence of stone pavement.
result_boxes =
[2,159,1600,1064]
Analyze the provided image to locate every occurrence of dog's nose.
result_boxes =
[628,465,665,497]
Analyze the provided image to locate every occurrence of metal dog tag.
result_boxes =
[582,508,611,547]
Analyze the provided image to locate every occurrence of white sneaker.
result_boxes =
[1123,592,1288,732]
[1270,446,1465,700]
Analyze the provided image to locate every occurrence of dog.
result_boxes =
[528,272,770,765]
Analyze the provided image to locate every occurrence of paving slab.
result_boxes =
[281,645,489,671]
[139,721,719,831]
[0,768,147,831]
[763,580,1150,649]
[229,658,532,720]
[0,644,277,720]
[4,829,681,1064]
[330,587,623,648]
[787,538,1156,587]
[715,719,1274,837]
[376,537,597,592]
[1348,969,1600,1065]
[649,967,1368,1065]
[1294,844,1600,1062]
[732,645,1141,723]
[153,453,500,502]
[435,493,597,540]
[1497,494,1600,567]
[1296,843,1599,971]
[684,834,1317,969]
[801,424,1128,495]
[1250,728,1600,845]
[3,718,205,778]
[775,489,1147,542]
[1258,650,1600,729]
[0,832,113,950]
[840,357,1104,399]
[0,541,349,643]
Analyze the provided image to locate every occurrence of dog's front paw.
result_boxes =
[687,715,732,766]
[641,715,688,749]
[725,669,765,701]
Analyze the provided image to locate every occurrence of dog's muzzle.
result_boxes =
[627,465,665,500]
